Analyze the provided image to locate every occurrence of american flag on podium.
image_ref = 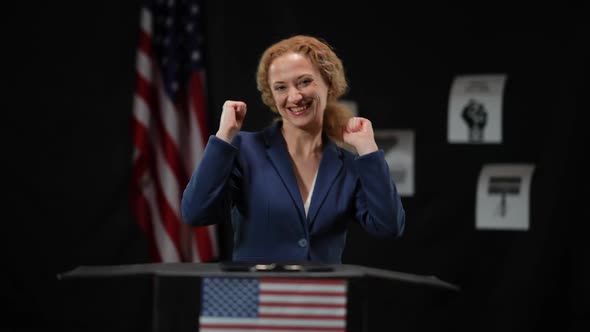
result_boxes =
[130,0,218,262]
[199,278,347,332]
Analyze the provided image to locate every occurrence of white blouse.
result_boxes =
[304,170,318,218]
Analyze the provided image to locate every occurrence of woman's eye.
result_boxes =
[298,79,312,86]
[274,86,285,92]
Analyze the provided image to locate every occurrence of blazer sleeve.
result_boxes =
[353,149,406,237]
[181,135,241,226]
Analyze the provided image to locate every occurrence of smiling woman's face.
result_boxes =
[268,52,329,133]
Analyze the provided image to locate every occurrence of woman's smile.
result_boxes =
[288,101,312,116]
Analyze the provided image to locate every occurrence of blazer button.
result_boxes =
[298,238,308,248]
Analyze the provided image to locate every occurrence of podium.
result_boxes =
[58,263,459,332]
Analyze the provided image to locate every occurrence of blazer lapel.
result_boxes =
[307,137,343,226]
[264,122,306,222]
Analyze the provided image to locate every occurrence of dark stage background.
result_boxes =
[8,1,588,331]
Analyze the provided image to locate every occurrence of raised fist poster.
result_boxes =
[447,74,507,144]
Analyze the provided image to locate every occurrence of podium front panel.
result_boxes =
[154,276,366,332]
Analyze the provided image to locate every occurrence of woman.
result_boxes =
[181,35,405,264]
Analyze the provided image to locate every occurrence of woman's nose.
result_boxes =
[287,88,303,103]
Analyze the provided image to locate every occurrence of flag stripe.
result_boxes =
[200,317,345,327]
[194,225,214,261]
[153,78,188,184]
[260,295,346,304]
[259,307,346,316]
[258,314,346,320]
[142,161,181,261]
[136,49,152,84]
[139,7,152,35]
[260,279,346,285]
[200,325,344,332]
[260,290,346,296]
[259,302,346,309]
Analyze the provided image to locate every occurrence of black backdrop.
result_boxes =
[8,1,588,331]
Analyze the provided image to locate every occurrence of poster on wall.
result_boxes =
[340,99,358,117]
[448,74,507,144]
[476,164,535,231]
[374,129,414,197]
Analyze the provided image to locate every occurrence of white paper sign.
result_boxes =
[476,164,535,230]
[374,129,414,197]
[339,99,358,117]
[448,74,506,144]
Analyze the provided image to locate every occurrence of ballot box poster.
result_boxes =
[476,164,535,231]
[374,129,415,197]
[448,74,507,144]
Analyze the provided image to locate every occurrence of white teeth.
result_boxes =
[290,105,307,113]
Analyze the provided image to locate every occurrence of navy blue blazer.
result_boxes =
[181,121,405,263]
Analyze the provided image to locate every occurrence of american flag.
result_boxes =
[199,278,347,332]
[130,0,218,262]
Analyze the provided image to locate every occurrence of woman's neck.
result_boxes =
[281,124,323,158]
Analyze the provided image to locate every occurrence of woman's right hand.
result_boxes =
[216,100,247,143]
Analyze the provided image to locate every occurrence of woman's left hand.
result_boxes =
[342,117,379,155]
